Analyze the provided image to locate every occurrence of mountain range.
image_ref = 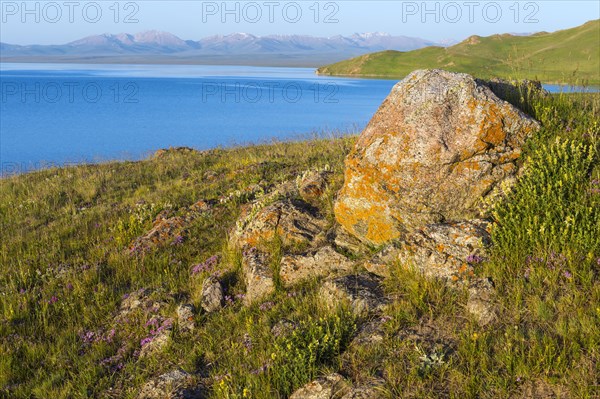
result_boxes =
[0,31,448,67]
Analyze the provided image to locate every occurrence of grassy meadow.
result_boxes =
[1,88,599,398]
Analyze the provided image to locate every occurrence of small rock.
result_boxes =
[232,199,327,251]
[116,288,169,324]
[242,248,275,305]
[466,278,497,326]
[341,384,385,399]
[153,147,198,160]
[395,319,456,355]
[330,225,367,256]
[297,169,332,201]
[397,219,491,281]
[176,304,195,332]
[129,216,186,254]
[280,246,355,286]
[351,319,387,346]
[363,244,402,277]
[140,327,172,358]
[320,274,388,315]
[201,276,224,313]
[137,369,205,399]
[289,373,350,399]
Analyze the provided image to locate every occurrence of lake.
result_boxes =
[0,63,595,175]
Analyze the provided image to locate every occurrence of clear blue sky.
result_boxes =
[1,1,598,44]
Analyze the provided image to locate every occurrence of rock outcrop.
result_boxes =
[280,246,355,286]
[320,274,389,315]
[137,369,205,399]
[334,69,540,245]
[289,374,384,399]
[232,198,327,251]
[365,219,491,280]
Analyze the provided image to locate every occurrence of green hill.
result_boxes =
[317,20,600,85]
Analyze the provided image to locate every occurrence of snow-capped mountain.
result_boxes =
[0,30,435,58]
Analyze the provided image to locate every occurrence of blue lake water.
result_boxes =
[0,63,596,175]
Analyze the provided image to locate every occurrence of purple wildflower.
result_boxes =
[564,271,572,279]
[524,267,531,279]
[259,301,275,311]
[466,254,484,264]
[242,333,253,351]
[191,255,220,275]
[224,295,234,305]
[80,330,96,344]
[105,329,116,342]
[172,235,184,245]
[48,295,58,304]
[380,315,393,323]
[235,293,246,300]
[250,363,270,374]
[66,282,74,290]
[140,336,154,347]
[19,288,26,294]
[145,317,160,328]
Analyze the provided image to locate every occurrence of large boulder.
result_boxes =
[334,69,540,245]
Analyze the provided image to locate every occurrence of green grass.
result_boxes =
[1,91,599,398]
[317,19,600,85]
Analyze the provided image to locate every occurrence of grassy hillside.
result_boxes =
[317,20,600,85]
[1,92,600,398]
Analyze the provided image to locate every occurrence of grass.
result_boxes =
[317,19,600,85]
[1,89,599,398]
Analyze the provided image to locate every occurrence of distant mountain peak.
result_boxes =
[133,30,186,46]
[352,32,391,39]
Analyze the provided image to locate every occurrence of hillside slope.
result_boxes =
[1,91,599,398]
[317,20,600,84]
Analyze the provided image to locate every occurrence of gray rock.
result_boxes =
[395,219,491,281]
[341,384,385,399]
[232,198,327,251]
[395,319,456,355]
[466,277,497,326]
[329,225,368,256]
[320,274,389,315]
[297,168,332,201]
[351,318,387,346]
[289,373,350,399]
[201,276,224,313]
[280,246,355,286]
[363,244,402,277]
[139,327,172,358]
[176,303,195,332]
[137,369,205,399]
[334,69,540,245]
[242,248,275,305]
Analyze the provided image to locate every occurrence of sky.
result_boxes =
[0,1,598,44]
